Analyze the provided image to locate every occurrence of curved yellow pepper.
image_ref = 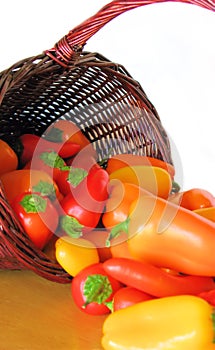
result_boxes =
[109,165,172,199]
[101,295,215,350]
[194,207,215,223]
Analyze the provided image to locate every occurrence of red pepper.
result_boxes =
[198,289,215,307]
[103,257,215,298]
[43,119,95,155]
[112,286,155,311]
[71,263,122,315]
[24,150,67,182]
[55,166,87,196]
[59,195,103,236]
[58,163,109,204]
[11,192,59,249]
[58,164,109,236]
[19,133,80,165]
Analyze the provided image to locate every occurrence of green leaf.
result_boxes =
[20,194,47,213]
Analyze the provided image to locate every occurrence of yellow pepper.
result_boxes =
[109,165,172,199]
[194,207,215,223]
[101,295,215,350]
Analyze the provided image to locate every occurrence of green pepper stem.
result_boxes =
[105,300,114,313]
[106,217,130,247]
[83,274,112,308]
[60,215,83,238]
[20,193,47,213]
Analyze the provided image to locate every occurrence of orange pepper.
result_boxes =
[180,188,215,211]
[83,229,134,261]
[102,181,147,259]
[127,195,215,276]
[102,180,149,229]
[108,194,215,276]
[0,169,60,204]
[0,139,18,176]
[110,232,135,260]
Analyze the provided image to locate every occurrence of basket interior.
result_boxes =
[0,51,172,164]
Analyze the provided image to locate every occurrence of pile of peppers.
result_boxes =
[71,153,215,349]
[1,121,215,349]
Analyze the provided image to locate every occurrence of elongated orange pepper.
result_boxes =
[101,295,215,350]
[107,194,215,276]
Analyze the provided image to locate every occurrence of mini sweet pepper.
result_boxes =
[101,295,215,350]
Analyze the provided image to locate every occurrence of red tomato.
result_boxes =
[113,286,155,311]
[11,192,59,250]
[71,263,122,315]
[180,188,215,211]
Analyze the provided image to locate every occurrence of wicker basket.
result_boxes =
[0,0,213,283]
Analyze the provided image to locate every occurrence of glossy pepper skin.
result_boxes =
[109,165,172,199]
[102,180,149,229]
[19,133,80,166]
[111,194,215,276]
[103,257,215,298]
[101,295,215,350]
[0,139,18,176]
[106,153,175,179]
[59,165,109,235]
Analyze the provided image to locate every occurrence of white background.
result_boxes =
[1,0,214,194]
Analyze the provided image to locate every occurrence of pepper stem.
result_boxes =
[60,215,83,238]
[105,300,114,313]
[106,217,130,247]
[83,274,112,308]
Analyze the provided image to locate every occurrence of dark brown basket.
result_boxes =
[0,0,214,283]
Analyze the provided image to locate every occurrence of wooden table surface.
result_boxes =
[0,269,106,350]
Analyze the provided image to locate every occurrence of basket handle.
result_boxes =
[46,0,214,67]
